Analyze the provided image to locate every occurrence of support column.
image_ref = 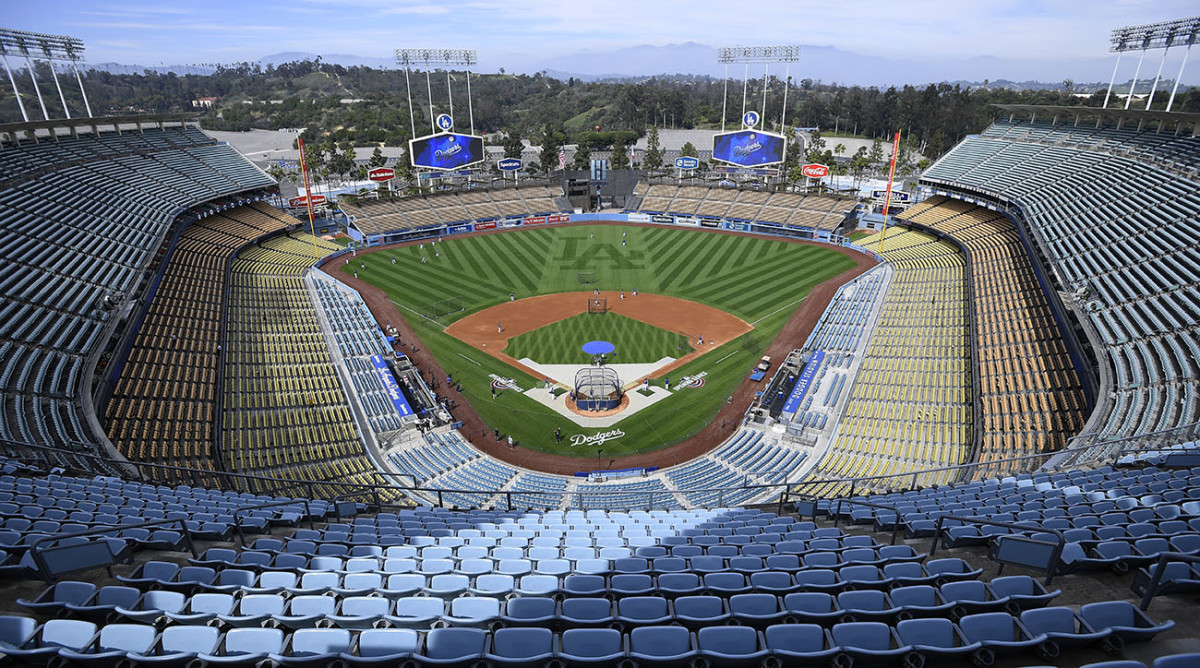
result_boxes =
[0,52,28,122]
[48,61,70,119]
[23,54,50,120]
[1124,49,1146,110]
[1166,41,1193,112]
[70,61,92,118]
[1103,52,1123,109]
[1145,47,1169,110]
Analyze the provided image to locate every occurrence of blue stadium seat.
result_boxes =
[270,628,352,668]
[484,627,554,668]
[383,596,444,630]
[330,597,390,629]
[829,621,914,666]
[629,625,697,668]
[895,617,980,662]
[133,624,221,667]
[218,594,286,628]
[957,611,1045,662]
[673,596,729,631]
[558,627,627,666]
[277,595,338,629]
[763,623,839,664]
[500,597,556,628]
[697,625,768,668]
[163,593,235,625]
[196,627,284,668]
[616,596,672,628]
[59,622,157,667]
[782,592,843,625]
[1020,606,1110,659]
[415,627,487,668]
[443,597,501,628]
[728,593,786,629]
[338,629,419,667]
[1078,601,1176,648]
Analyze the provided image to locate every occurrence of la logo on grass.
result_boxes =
[557,237,644,269]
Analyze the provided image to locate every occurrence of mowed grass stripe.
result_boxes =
[505,312,691,364]
[709,253,853,317]
[648,227,707,281]
[485,234,542,294]
[666,232,733,291]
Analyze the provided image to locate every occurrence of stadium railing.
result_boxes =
[1,423,1195,514]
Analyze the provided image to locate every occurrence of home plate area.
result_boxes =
[519,358,676,429]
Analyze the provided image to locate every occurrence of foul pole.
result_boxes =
[296,137,322,262]
[877,130,902,256]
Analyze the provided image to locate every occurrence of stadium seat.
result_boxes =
[269,628,352,668]
[629,625,697,668]
[414,627,487,668]
[558,627,627,665]
[697,625,768,668]
[483,627,555,668]
[197,627,284,668]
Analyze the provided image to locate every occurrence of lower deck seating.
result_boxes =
[805,230,972,496]
[220,233,400,502]
[106,203,291,482]
[898,198,1087,477]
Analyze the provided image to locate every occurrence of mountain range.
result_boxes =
[90,41,1192,90]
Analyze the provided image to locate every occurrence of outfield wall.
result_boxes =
[360,212,882,262]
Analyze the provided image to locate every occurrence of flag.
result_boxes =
[557,146,566,171]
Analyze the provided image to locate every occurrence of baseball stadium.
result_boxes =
[0,15,1198,667]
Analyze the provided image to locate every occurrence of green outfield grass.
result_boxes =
[848,230,875,242]
[505,312,692,365]
[347,223,856,459]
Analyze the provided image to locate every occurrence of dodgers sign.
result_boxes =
[743,110,760,128]
[674,156,700,170]
[436,114,454,131]
[712,129,787,168]
[370,355,414,418]
[409,132,485,171]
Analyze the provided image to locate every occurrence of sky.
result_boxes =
[7,0,1200,81]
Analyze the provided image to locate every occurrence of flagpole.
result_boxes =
[296,137,322,262]
[877,130,902,257]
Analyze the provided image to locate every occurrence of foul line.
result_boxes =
[458,353,482,366]
[752,296,805,326]
[391,298,445,329]
[714,351,739,365]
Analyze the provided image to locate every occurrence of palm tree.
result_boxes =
[833,143,846,192]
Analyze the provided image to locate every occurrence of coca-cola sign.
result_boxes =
[801,164,829,178]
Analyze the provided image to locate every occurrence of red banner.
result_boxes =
[367,167,395,182]
[547,213,570,223]
[475,221,497,230]
[801,164,829,178]
[524,216,547,225]
[288,194,327,208]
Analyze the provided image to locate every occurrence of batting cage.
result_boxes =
[428,295,465,320]
[587,297,609,314]
[574,367,622,411]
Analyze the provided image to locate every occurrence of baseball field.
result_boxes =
[342,223,855,459]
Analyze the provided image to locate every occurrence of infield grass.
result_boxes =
[506,312,692,365]
[347,223,855,459]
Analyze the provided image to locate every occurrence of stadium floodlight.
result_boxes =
[716,45,802,137]
[0,28,92,122]
[1103,17,1200,112]
[394,48,479,139]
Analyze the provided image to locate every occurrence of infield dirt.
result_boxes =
[325,221,876,475]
